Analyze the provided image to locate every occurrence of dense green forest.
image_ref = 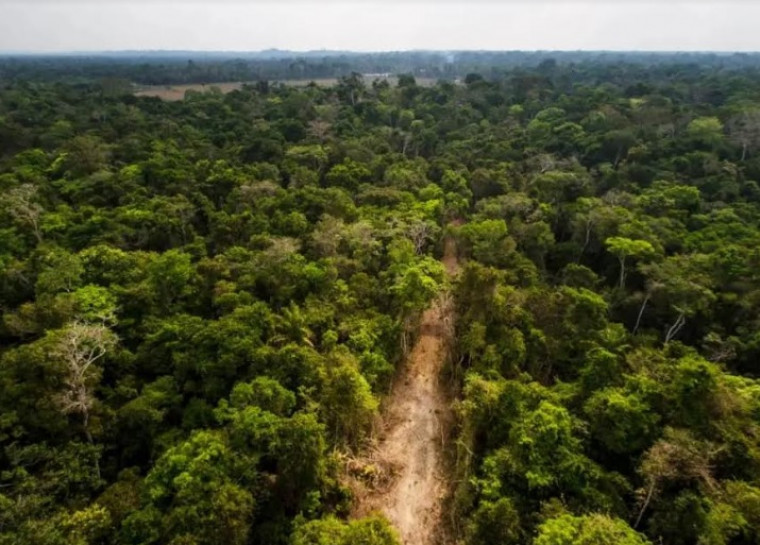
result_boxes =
[2,54,760,545]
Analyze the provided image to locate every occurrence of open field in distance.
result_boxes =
[134,76,441,100]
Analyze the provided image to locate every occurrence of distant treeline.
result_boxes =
[3,50,760,85]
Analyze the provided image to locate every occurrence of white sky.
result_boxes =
[1,0,759,53]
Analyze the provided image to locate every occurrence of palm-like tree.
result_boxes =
[271,304,314,347]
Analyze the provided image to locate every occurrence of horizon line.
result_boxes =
[2,48,760,56]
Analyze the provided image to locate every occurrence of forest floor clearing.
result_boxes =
[347,234,460,545]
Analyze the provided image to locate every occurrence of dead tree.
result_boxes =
[52,322,117,443]
[407,221,433,255]
[3,184,44,243]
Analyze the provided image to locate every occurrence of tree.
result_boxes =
[569,197,630,261]
[307,119,332,144]
[638,254,715,343]
[61,504,113,545]
[535,514,652,545]
[605,236,655,289]
[635,428,719,529]
[727,107,760,161]
[583,387,660,454]
[637,182,700,219]
[602,129,637,168]
[292,516,400,545]
[466,497,520,545]
[35,246,84,296]
[390,256,445,317]
[2,183,44,243]
[285,144,328,172]
[50,321,117,443]
[405,219,437,255]
[272,303,315,347]
[686,116,725,149]
[121,431,256,545]
[228,376,296,417]
[61,135,110,178]
[336,72,366,107]
[320,349,378,444]
[530,170,592,204]
[459,219,515,267]
[502,400,592,492]
[325,159,372,191]
[511,219,554,269]
[146,249,197,312]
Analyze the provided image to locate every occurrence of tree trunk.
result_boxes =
[577,219,592,263]
[31,219,42,244]
[634,481,656,529]
[633,294,649,335]
[83,411,101,481]
[665,312,686,344]
[619,256,626,289]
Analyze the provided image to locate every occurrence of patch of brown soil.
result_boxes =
[349,233,459,545]
[134,82,246,101]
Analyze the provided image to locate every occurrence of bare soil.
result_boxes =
[349,235,459,545]
[133,77,441,101]
[134,82,246,101]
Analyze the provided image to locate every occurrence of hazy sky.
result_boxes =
[1,0,759,53]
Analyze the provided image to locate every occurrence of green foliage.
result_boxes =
[687,117,725,148]
[465,497,520,545]
[320,349,378,444]
[535,514,652,545]
[121,430,256,545]
[3,57,760,545]
[443,60,760,545]
[605,236,656,288]
[503,400,589,490]
[292,515,400,545]
[229,377,296,416]
[458,219,515,266]
[584,387,659,454]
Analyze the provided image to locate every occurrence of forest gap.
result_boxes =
[352,230,459,545]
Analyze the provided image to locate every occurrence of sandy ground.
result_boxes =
[351,234,459,545]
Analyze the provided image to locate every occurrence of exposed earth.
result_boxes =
[351,234,460,545]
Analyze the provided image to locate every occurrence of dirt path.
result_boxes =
[352,234,459,545]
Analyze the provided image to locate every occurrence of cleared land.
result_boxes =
[134,76,440,100]
[349,234,459,545]
[134,82,247,100]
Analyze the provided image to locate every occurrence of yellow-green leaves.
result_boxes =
[605,236,656,288]
[535,514,652,545]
